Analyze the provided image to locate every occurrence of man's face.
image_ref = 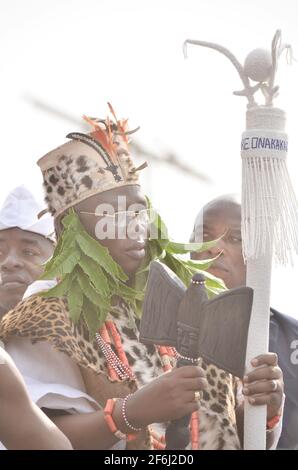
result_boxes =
[73,185,148,276]
[0,228,54,312]
[191,200,246,289]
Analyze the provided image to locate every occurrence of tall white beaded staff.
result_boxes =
[183,30,298,449]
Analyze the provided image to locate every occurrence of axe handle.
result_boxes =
[165,358,193,450]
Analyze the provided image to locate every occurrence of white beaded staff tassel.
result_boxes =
[183,30,298,449]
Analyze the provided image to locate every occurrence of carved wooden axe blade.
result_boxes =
[139,261,254,378]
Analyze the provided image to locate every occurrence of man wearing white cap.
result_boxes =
[0,186,54,319]
[0,187,72,449]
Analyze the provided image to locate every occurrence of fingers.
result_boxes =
[184,377,208,392]
[250,353,278,368]
[244,364,282,384]
[243,354,284,416]
[243,378,282,397]
[244,392,281,407]
[178,365,206,379]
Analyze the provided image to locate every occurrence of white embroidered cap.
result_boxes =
[0,186,55,241]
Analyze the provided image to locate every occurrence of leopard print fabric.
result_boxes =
[43,152,139,217]
[0,294,240,450]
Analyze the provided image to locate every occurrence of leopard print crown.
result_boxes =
[37,104,147,218]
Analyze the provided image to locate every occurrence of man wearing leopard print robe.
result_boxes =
[0,108,284,450]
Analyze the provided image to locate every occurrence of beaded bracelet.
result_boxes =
[104,398,126,440]
[104,398,137,441]
[121,394,143,433]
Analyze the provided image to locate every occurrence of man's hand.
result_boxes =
[123,365,207,428]
[242,352,284,420]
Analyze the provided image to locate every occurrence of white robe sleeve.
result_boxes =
[9,279,99,415]
[1,328,125,450]
[0,337,118,451]
[4,336,100,414]
[1,281,126,450]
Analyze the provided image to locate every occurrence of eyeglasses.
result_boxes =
[79,208,151,228]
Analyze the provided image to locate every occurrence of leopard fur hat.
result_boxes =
[37,104,147,218]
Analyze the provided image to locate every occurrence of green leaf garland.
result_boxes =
[40,202,226,335]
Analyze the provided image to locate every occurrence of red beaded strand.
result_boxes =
[191,411,200,450]
[98,321,200,450]
[99,324,119,380]
[158,346,173,372]
[157,346,200,449]
[106,321,133,374]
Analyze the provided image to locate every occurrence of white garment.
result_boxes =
[0,185,54,241]
[0,279,125,450]
[5,337,99,413]
[0,342,6,364]
[23,280,57,298]
[0,337,101,450]
[11,280,95,417]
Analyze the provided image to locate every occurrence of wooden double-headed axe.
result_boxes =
[139,261,253,449]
